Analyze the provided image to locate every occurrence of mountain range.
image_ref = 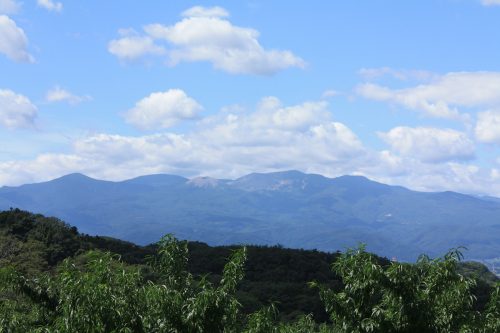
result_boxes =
[1,170,499,262]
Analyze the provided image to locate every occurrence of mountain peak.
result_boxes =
[235,170,306,182]
[123,174,187,187]
[230,170,327,192]
[187,176,223,188]
[51,173,96,183]
[1,170,500,262]
[332,174,387,186]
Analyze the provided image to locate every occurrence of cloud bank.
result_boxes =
[379,127,475,163]
[357,72,500,121]
[2,92,500,197]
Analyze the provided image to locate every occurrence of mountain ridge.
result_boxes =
[1,170,499,263]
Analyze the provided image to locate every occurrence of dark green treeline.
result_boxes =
[0,209,499,332]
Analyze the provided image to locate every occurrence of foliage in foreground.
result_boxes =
[0,208,344,321]
[313,246,499,332]
[1,233,499,333]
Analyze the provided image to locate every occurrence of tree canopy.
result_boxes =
[0,209,499,332]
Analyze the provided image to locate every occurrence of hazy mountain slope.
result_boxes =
[0,171,499,261]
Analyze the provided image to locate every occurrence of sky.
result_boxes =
[1,0,500,196]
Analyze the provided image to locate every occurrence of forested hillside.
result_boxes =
[1,209,499,332]
[0,209,342,321]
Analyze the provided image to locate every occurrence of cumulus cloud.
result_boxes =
[0,89,37,129]
[0,15,34,62]
[0,153,85,186]
[0,0,20,14]
[379,127,475,163]
[491,168,500,180]
[46,86,92,105]
[192,99,363,175]
[363,155,500,196]
[2,127,499,196]
[250,96,332,130]
[37,0,62,12]
[125,89,203,130]
[475,110,500,144]
[108,6,305,75]
[357,71,500,121]
[3,94,500,196]
[108,31,166,61]
[0,97,366,183]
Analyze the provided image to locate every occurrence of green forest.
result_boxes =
[0,209,499,332]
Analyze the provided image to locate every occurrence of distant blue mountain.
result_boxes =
[1,170,499,261]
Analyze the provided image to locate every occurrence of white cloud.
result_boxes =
[0,0,20,14]
[491,168,500,181]
[0,15,34,62]
[46,86,92,105]
[321,90,339,98]
[361,150,500,196]
[195,98,356,160]
[37,0,62,12]
[379,127,475,163]
[108,6,305,75]
[93,106,362,177]
[2,127,500,196]
[108,33,166,61]
[3,94,500,196]
[253,96,331,130]
[480,0,500,6]
[181,6,229,18]
[357,71,500,121]
[0,153,85,186]
[0,89,37,129]
[475,110,500,144]
[0,97,366,184]
[125,89,203,130]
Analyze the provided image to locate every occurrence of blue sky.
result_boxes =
[1,0,500,196]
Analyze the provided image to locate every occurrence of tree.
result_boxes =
[1,235,247,332]
[1,236,499,332]
[312,245,499,333]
